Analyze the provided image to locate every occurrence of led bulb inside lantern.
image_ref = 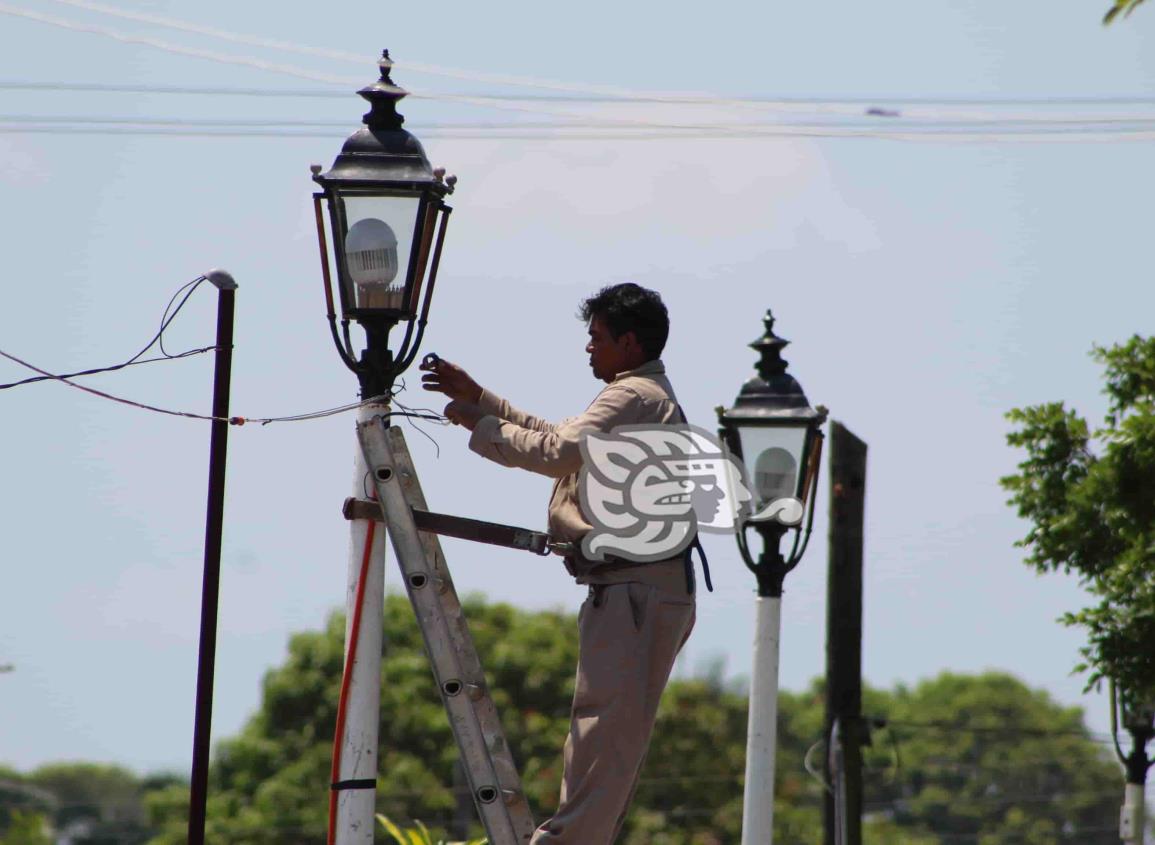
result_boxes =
[345,218,402,310]
[753,448,796,504]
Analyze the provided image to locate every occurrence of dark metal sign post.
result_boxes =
[187,269,238,845]
[823,421,867,845]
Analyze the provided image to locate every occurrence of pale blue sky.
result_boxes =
[1,0,1154,777]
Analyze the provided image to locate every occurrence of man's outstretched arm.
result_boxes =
[421,358,555,433]
[466,384,641,478]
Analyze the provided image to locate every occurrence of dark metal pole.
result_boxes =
[188,271,237,845]
[823,421,867,845]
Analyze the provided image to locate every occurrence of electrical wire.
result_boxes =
[0,344,446,426]
[8,114,1155,131]
[880,717,1118,742]
[18,2,1155,142]
[8,0,1155,147]
[0,3,362,87]
[33,0,743,101]
[5,119,1155,143]
[0,346,213,390]
[391,379,450,458]
[0,275,213,391]
[0,79,347,97]
[0,3,639,129]
[6,79,1155,109]
[6,0,1155,141]
[36,0,1155,120]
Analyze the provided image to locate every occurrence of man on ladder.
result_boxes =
[423,283,699,844]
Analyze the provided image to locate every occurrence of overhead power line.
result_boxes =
[5,79,1155,109]
[6,113,1155,131]
[0,2,753,134]
[3,121,1155,143]
[1,2,1152,146]
[37,0,707,100]
[0,2,362,86]
[7,1,1155,140]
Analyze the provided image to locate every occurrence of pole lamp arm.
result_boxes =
[736,520,759,574]
[396,207,451,376]
[786,431,825,569]
[313,195,361,375]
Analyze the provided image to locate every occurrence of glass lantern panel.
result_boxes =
[736,425,808,509]
[342,194,421,311]
[406,200,441,313]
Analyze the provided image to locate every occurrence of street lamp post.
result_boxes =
[1112,684,1155,845]
[310,50,455,845]
[717,310,827,845]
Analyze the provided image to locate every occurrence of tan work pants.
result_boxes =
[531,581,696,844]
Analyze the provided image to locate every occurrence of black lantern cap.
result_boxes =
[313,51,447,190]
[719,310,828,424]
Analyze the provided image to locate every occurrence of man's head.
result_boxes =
[579,283,670,382]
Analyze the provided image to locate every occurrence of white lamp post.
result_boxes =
[717,310,827,845]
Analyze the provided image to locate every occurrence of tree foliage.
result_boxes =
[133,595,1120,844]
[860,673,1122,844]
[0,762,175,844]
[1104,0,1146,24]
[1002,335,1155,709]
[0,595,1122,843]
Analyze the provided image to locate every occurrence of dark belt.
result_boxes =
[565,538,712,595]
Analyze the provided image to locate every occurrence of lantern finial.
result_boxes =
[750,308,791,382]
[358,49,408,131]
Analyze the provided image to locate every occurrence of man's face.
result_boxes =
[586,315,635,382]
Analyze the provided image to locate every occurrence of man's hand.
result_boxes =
[421,357,483,403]
[443,400,484,431]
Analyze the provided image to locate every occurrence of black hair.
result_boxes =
[578,283,670,361]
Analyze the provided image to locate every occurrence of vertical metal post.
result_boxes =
[741,527,787,845]
[334,402,390,845]
[1114,688,1153,845]
[742,592,783,845]
[187,272,237,845]
[828,718,848,845]
[823,421,866,845]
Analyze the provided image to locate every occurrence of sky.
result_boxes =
[1,0,1154,784]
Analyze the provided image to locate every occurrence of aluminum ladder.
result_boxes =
[355,416,537,845]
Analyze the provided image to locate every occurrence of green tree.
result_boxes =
[144,595,1122,844]
[146,595,579,845]
[1002,335,1155,710]
[0,810,53,845]
[861,672,1121,843]
[26,762,156,844]
[0,763,179,844]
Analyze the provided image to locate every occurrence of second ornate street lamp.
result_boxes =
[717,310,827,845]
[1112,683,1155,845]
[309,51,457,845]
[311,49,455,399]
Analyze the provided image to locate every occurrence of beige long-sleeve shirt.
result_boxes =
[468,359,689,591]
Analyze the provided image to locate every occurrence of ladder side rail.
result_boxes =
[384,428,531,810]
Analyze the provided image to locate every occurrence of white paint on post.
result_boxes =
[742,594,782,845]
[336,402,390,845]
[1120,781,1145,844]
